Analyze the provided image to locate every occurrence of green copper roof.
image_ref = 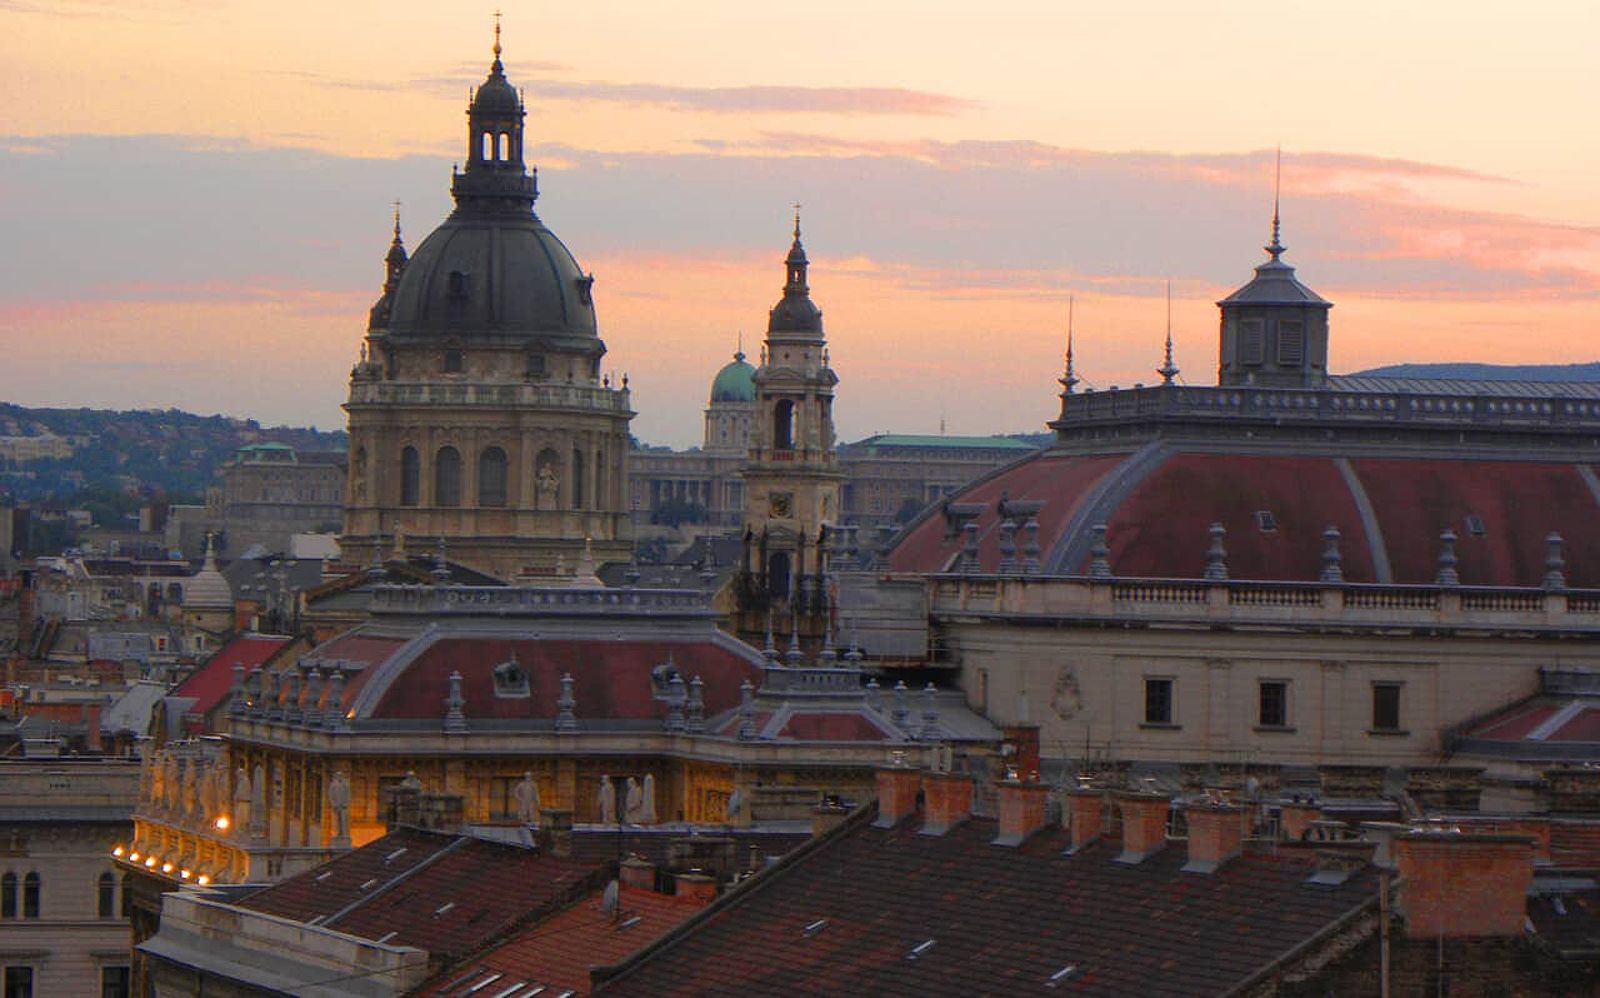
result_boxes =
[710,352,757,403]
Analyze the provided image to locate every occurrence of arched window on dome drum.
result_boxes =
[481,131,494,161]
[436,447,462,507]
[773,400,795,450]
[400,447,420,507]
[478,447,508,507]
[98,872,114,919]
[497,132,509,161]
[572,448,586,509]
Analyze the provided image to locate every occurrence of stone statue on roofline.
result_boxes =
[641,774,658,824]
[328,770,352,842]
[598,774,617,824]
[624,776,644,825]
[513,771,541,825]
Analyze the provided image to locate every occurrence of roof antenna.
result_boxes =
[1058,295,1079,395]
[1266,146,1285,261]
[1157,280,1179,386]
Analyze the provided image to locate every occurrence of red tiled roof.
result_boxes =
[888,446,1600,586]
[1469,704,1558,742]
[1546,709,1600,742]
[599,809,1377,997]
[360,638,762,723]
[237,828,454,923]
[778,713,896,741]
[170,634,290,719]
[415,886,699,997]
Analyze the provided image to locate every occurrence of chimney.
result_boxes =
[1065,788,1105,853]
[1114,791,1171,864]
[85,703,103,754]
[1183,802,1246,873]
[1394,832,1535,939]
[618,855,655,891]
[873,765,922,829]
[1002,723,1041,780]
[673,871,718,906]
[993,780,1050,847]
[1279,798,1321,842]
[233,599,254,634]
[539,807,574,858]
[921,771,974,836]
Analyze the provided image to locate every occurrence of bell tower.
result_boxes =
[741,209,843,603]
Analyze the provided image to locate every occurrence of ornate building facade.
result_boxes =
[342,39,633,581]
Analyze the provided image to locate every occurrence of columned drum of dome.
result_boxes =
[343,38,633,581]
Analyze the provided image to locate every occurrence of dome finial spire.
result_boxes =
[792,201,802,242]
[391,199,402,241]
[1157,280,1179,386]
[1265,145,1285,261]
[1059,296,1079,395]
[492,9,503,64]
[736,330,744,362]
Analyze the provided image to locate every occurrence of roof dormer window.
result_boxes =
[493,656,530,698]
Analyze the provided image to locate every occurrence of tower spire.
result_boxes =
[492,9,503,69]
[1157,280,1179,386]
[792,201,802,242]
[1058,296,1079,395]
[1266,146,1284,261]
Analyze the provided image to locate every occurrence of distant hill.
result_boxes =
[0,403,345,504]
[1350,362,1600,382]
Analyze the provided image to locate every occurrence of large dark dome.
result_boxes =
[385,212,598,346]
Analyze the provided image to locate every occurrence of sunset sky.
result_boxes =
[2,1,1597,447]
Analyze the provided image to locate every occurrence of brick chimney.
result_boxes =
[993,780,1051,847]
[1394,832,1535,938]
[1114,791,1171,864]
[873,765,922,829]
[1279,798,1321,842]
[233,599,254,634]
[1065,788,1105,853]
[921,771,974,836]
[673,871,718,906]
[1183,802,1246,873]
[619,855,655,890]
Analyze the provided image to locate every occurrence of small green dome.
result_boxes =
[710,351,756,403]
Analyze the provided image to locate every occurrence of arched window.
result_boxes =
[496,132,508,161]
[773,400,795,450]
[166,582,182,604]
[594,448,605,508]
[400,447,420,506]
[571,448,586,509]
[22,872,39,918]
[478,447,508,507]
[121,872,132,918]
[98,872,115,919]
[768,552,792,599]
[481,131,493,161]
[1,872,15,918]
[436,447,462,507]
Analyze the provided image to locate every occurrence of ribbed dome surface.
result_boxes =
[710,352,756,402]
[385,212,598,343]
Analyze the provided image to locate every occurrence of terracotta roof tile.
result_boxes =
[170,634,290,717]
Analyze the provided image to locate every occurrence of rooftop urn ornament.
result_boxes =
[444,670,467,732]
[1320,526,1344,583]
[685,675,706,733]
[866,677,882,712]
[919,682,941,741]
[1204,523,1229,581]
[786,606,805,666]
[555,672,578,731]
[817,616,839,666]
[665,668,687,732]
[432,536,450,581]
[284,670,303,723]
[304,668,324,726]
[1022,517,1042,574]
[997,519,1019,575]
[325,669,347,730]
[892,680,911,728]
[762,611,780,666]
[1088,523,1112,578]
[737,680,758,740]
[961,521,981,573]
[1436,529,1460,586]
[1545,532,1567,590]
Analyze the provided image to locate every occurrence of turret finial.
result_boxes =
[493,9,503,61]
[391,200,402,240]
[1266,146,1284,261]
[792,202,802,242]
[735,330,744,363]
[1058,295,1079,395]
[1157,280,1179,386]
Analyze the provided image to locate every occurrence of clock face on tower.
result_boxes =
[769,492,793,518]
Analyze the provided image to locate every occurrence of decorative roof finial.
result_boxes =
[735,330,744,363]
[1058,295,1079,395]
[1157,280,1179,386]
[1266,146,1285,261]
[391,200,402,241]
[493,9,503,62]
[792,201,802,242]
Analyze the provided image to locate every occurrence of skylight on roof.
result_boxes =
[434,901,457,918]
[1046,964,1079,988]
[906,939,935,961]
[1254,510,1277,533]
[385,847,408,864]
[1465,513,1487,537]
[359,878,377,891]
[462,972,504,995]
[489,984,528,998]
[314,871,331,882]
[802,918,828,938]
[617,915,643,931]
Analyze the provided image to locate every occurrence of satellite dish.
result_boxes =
[601,879,619,914]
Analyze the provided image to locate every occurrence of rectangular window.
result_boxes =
[3,966,32,998]
[1238,319,1265,365]
[100,966,130,998]
[1144,678,1174,726]
[1373,683,1403,732]
[1277,319,1305,365]
[1258,681,1288,728]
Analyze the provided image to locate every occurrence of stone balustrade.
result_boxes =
[346,380,631,413]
